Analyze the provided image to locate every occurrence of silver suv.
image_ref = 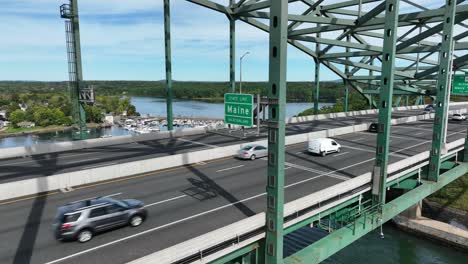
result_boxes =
[53,196,147,243]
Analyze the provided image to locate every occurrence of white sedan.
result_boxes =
[452,114,466,121]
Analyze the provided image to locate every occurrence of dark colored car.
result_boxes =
[368,122,378,132]
[53,196,147,243]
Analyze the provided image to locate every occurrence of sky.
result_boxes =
[0,0,460,82]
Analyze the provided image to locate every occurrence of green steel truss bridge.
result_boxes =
[157,1,468,263]
[61,0,468,263]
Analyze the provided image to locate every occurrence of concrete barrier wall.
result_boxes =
[2,102,467,160]
[127,139,468,264]
[287,102,468,124]
[0,111,456,201]
[0,127,208,160]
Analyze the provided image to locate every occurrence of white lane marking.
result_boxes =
[295,151,305,154]
[356,131,426,142]
[354,138,365,141]
[333,152,349,157]
[43,134,463,264]
[81,163,118,170]
[64,158,100,165]
[396,125,466,135]
[44,192,265,264]
[144,195,188,208]
[285,167,292,170]
[341,145,407,158]
[177,138,218,148]
[415,132,424,136]
[216,165,245,173]
[283,162,350,181]
[105,193,122,198]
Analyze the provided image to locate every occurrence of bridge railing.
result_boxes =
[129,137,467,264]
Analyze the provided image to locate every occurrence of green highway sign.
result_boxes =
[224,93,253,127]
[453,74,468,95]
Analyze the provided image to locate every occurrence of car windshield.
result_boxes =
[242,146,253,151]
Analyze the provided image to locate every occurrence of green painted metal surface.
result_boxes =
[62,0,87,140]
[283,163,467,264]
[284,196,361,236]
[314,24,321,115]
[372,0,401,206]
[453,74,468,95]
[229,0,236,94]
[164,0,174,131]
[264,2,288,263]
[224,93,254,126]
[209,243,260,264]
[428,0,457,182]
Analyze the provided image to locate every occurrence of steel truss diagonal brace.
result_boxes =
[372,0,401,206]
[428,0,458,182]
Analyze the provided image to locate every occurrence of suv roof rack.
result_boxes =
[71,202,109,213]
[67,196,102,206]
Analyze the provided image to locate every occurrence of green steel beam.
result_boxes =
[391,179,419,190]
[229,0,236,93]
[283,196,361,235]
[264,2,288,263]
[464,129,468,162]
[372,0,400,206]
[186,0,231,14]
[344,34,350,113]
[164,0,174,131]
[428,0,458,182]
[284,163,468,264]
[393,96,402,107]
[238,16,376,108]
[67,0,87,140]
[314,31,320,115]
[314,60,320,115]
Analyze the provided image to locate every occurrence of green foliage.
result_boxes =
[9,110,26,125]
[429,173,468,212]
[0,88,138,126]
[297,91,369,116]
[0,81,346,103]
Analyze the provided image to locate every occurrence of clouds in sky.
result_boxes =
[0,0,463,82]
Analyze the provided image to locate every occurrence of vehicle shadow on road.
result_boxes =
[12,154,53,264]
[184,165,256,217]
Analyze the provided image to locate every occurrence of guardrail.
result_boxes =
[128,138,467,264]
[0,109,456,201]
[1,103,459,160]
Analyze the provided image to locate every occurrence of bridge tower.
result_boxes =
[60,0,88,140]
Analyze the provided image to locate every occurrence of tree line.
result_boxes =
[0,80,347,103]
[0,92,138,128]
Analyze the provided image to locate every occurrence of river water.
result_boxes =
[0,97,332,148]
[323,225,468,264]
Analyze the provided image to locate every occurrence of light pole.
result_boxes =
[239,51,250,94]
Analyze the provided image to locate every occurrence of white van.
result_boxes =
[307,138,341,156]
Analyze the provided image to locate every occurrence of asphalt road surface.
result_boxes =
[0,118,467,264]
[0,106,464,183]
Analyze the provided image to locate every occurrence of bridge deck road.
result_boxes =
[0,106,464,184]
[0,119,467,264]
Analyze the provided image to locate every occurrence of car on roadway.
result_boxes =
[237,144,268,160]
[452,113,466,121]
[53,196,147,243]
[368,122,378,133]
[307,138,341,156]
[422,104,435,114]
